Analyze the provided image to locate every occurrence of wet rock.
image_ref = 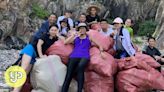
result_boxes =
[4,36,26,50]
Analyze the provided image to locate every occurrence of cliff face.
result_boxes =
[105,0,159,20]
[155,0,164,49]
[0,0,163,49]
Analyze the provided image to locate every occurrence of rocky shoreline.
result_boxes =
[0,48,163,70]
[0,49,19,70]
[0,46,163,91]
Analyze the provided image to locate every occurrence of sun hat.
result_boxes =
[77,23,89,31]
[87,5,100,13]
[113,17,123,24]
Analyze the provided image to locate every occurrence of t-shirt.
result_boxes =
[86,15,100,23]
[143,46,161,59]
[31,33,58,55]
[60,27,69,37]
[40,34,58,54]
[99,28,114,36]
[124,25,134,38]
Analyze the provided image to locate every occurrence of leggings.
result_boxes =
[61,58,89,92]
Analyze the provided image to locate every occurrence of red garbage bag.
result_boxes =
[162,66,164,76]
[115,58,138,71]
[90,23,101,31]
[135,53,160,68]
[116,68,150,92]
[84,71,114,92]
[88,47,117,77]
[116,56,154,71]
[45,40,73,64]
[87,30,114,51]
[116,67,164,92]
[20,75,32,92]
[107,48,116,56]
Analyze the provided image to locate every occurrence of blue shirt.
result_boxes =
[34,20,50,39]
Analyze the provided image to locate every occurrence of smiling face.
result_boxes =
[148,38,156,48]
[49,26,58,37]
[113,23,122,30]
[90,7,97,15]
[100,21,108,31]
[65,12,72,18]
[125,19,132,27]
[48,14,57,25]
[61,21,67,28]
[79,14,86,23]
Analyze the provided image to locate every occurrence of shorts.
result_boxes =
[20,44,37,64]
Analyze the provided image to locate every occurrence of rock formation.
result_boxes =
[0,0,163,49]
[154,0,164,49]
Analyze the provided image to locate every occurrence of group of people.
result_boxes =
[11,5,163,92]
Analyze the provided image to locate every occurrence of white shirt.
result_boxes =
[99,28,114,36]
[60,27,68,35]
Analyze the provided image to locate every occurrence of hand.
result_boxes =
[154,56,161,61]
[161,58,164,62]
[125,57,131,61]
[40,55,47,58]
[71,28,76,31]
[110,32,115,37]
[70,31,77,36]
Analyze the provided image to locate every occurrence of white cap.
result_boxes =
[113,17,123,24]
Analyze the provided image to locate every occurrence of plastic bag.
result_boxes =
[84,71,114,92]
[87,30,114,51]
[46,40,73,64]
[31,55,77,92]
[88,47,117,77]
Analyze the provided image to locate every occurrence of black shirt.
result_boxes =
[86,15,100,23]
[31,33,58,56]
[40,34,58,54]
[143,46,161,59]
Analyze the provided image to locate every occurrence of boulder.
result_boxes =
[3,36,25,50]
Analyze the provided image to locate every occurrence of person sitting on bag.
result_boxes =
[86,5,100,23]
[112,17,136,59]
[143,37,164,71]
[74,13,87,28]
[57,10,74,30]
[61,23,104,92]
[12,25,60,92]
[124,18,134,38]
[59,18,71,37]
[31,13,57,43]
[99,19,114,37]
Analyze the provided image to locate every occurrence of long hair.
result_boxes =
[60,18,70,32]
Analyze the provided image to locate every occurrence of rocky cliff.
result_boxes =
[0,0,163,49]
[153,0,164,50]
